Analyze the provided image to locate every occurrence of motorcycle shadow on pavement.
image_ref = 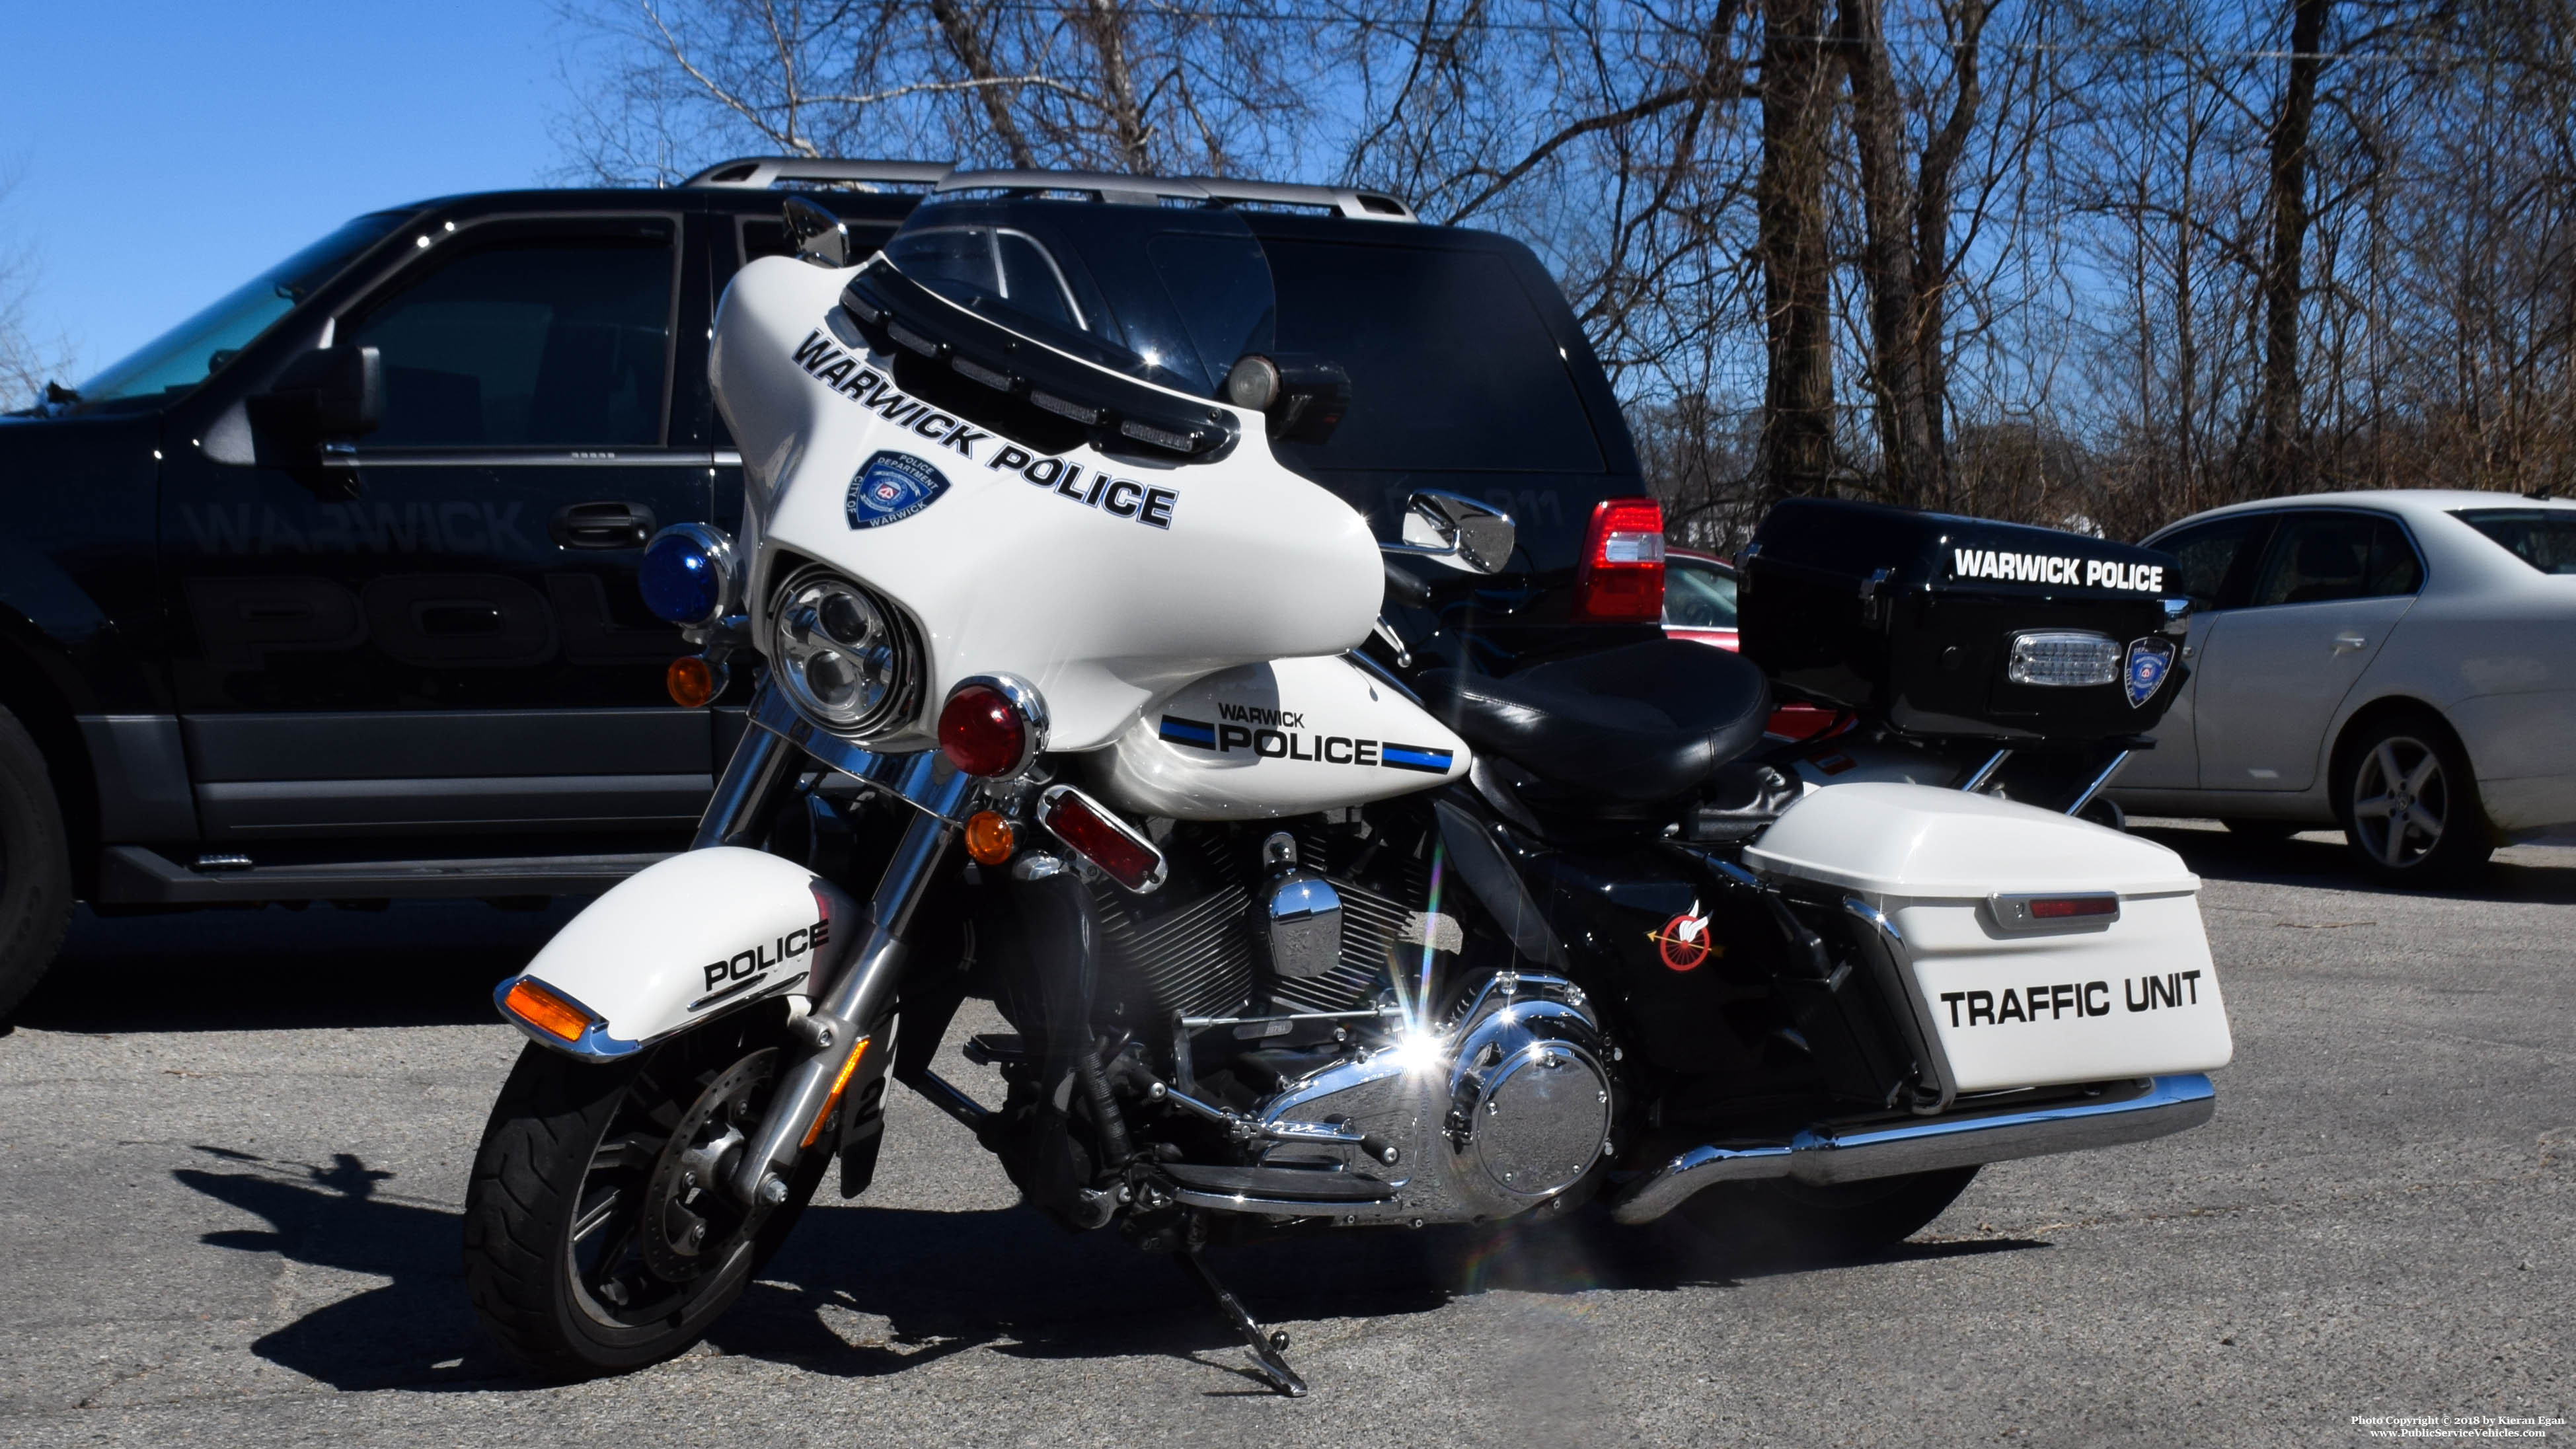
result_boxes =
[174,1146,518,1392]
[726,1201,2045,1388]
[168,1145,2044,1395]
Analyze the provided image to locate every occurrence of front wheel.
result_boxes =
[463,1015,827,1378]
[1677,1166,1979,1261]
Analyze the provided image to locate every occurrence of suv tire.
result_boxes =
[2334,712,2493,885]
[0,705,74,1020]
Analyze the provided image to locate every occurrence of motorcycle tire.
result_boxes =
[1677,1165,1979,1261]
[463,1016,828,1378]
[0,704,73,1023]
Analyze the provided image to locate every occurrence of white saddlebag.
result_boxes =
[1743,782,2232,1094]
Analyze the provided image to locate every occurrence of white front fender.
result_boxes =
[494,847,856,1059]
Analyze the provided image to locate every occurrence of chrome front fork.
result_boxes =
[706,682,977,1206]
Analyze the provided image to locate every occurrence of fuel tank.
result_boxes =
[1092,655,1470,819]
[709,254,1384,752]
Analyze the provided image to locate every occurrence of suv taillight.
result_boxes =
[1578,498,1667,622]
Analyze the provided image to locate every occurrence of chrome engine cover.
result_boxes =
[1444,979,1613,1214]
[1219,972,1613,1225]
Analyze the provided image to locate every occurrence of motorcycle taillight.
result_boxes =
[1036,786,1167,893]
[1577,498,1667,622]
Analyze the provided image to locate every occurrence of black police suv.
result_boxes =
[0,158,1653,1017]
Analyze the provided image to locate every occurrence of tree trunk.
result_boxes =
[2256,0,2333,496]
[1758,0,1838,504]
[1909,0,1993,513]
[1077,0,1154,172]
[927,0,1038,169]
[1841,0,1937,507]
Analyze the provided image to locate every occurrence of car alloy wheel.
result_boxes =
[2348,733,2448,870]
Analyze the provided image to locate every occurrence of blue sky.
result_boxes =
[2,1,601,383]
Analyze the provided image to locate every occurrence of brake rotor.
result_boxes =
[638,1047,778,1283]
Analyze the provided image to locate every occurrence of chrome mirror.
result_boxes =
[1383,490,1516,574]
[782,196,852,268]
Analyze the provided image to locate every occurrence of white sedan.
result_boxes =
[2107,489,2576,882]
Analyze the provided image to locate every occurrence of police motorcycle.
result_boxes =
[467,186,2235,1395]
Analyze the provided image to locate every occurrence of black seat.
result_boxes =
[1420,640,1772,809]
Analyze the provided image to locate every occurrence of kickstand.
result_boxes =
[1178,1248,1308,1397]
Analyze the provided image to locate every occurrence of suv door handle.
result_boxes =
[2331,632,2368,653]
[551,502,657,550]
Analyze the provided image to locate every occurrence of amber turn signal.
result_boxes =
[802,1037,872,1148]
[503,979,591,1043]
[666,655,724,708]
[964,810,1016,866]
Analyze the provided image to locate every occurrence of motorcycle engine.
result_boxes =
[1087,815,1616,1225]
[1088,817,1430,1025]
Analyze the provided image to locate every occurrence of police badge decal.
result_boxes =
[845,451,950,530]
[2125,636,2176,708]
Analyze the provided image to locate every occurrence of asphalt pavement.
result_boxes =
[1,822,2567,1447]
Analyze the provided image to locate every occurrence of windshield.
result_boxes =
[882,200,1273,398]
[73,210,412,406]
[2454,508,2576,575]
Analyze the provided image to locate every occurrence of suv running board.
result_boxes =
[96,844,672,905]
[1607,1074,2215,1224]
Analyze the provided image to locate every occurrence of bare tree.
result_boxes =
[1756,0,1840,503]
[2254,0,2335,494]
[553,0,2576,538]
[0,170,71,412]
[556,0,1316,180]
[1840,0,1938,504]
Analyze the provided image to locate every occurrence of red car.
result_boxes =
[1663,546,1836,741]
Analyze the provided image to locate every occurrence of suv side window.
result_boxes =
[348,227,676,447]
[2251,513,2423,606]
[2152,515,2266,609]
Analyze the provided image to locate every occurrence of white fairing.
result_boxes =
[1745,782,2232,1094]
[709,254,1385,751]
[518,848,839,1047]
[1094,655,1471,819]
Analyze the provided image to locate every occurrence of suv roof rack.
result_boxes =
[936,168,1416,221]
[683,157,1418,221]
[684,157,957,190]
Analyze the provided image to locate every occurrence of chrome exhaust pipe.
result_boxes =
[1609,1074,2215,1225]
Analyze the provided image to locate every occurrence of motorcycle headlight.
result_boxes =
[639,523,738,627]
[769,566,923,739]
